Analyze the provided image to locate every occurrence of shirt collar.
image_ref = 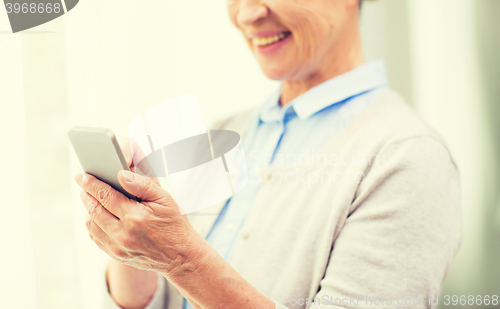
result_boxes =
[258,60,388,122]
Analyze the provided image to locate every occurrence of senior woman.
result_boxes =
[76,0,461,308]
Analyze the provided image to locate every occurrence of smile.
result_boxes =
[251,31,291,47]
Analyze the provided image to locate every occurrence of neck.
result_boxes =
[280,24,364,107]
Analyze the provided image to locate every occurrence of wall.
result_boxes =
[0,9,42,309]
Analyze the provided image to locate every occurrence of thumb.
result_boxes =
[118,170,173,205]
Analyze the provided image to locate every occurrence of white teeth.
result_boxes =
[252,32,289,47]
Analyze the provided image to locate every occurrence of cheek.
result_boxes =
[227,1,239,28]
[272,1,334,63]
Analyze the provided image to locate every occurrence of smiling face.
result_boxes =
[228,0,361,81]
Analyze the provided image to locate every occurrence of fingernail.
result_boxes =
[123,171,135,183]
[74,173,83,185]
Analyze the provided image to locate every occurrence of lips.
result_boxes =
[250,31,291,47]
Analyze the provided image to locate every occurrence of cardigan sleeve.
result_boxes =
[278,136,461,308]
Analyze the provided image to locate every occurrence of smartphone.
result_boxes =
[68,126,137,200]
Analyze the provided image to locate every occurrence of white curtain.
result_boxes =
[0,11,41,309]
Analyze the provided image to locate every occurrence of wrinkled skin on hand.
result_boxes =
[76,139,202,275]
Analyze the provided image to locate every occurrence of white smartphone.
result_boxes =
[68,126,137,200]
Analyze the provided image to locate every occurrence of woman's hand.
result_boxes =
[76,169,201,274]
[120,138,161,186]
[76,139,274,309]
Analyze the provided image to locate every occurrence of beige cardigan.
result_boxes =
[103,91,462,309]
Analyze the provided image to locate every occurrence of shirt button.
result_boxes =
[227,223,234,231]
[241,232,249,239]
[266,173,272,181]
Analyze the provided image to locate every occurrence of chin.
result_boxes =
[259,63,293,81]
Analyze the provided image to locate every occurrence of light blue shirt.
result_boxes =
[183,60,389,309]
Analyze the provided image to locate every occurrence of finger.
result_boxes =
[92,202,121,236]
[93,239,118,261]
[118,170,173,204]
[89,226,122,260]
[87,209,127,262]
[84,194,121,235]
[92,237,108,253]
[122,139,160,186]
[75,173,131,219]
[120,138,136,173]
[90,225,128,261]
[85,212,92,231]
[122,138,161,186]
[89,216,115,245]
[124,138,150,175]
[81,190,99,214]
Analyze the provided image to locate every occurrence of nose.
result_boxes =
[237,0,270,27]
